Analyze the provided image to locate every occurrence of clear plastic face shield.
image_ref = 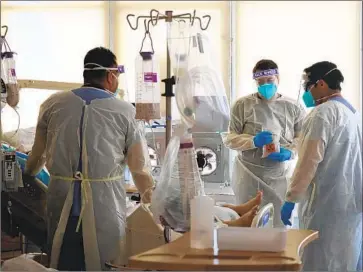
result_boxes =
[83,63,128,99]
[298,68,338,108]
[253,69,279,100]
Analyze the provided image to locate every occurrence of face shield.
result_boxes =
[253,68,279,100]
[83,63,128,99]
[298,68,338,108]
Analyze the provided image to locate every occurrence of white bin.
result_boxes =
[217,227,287,252]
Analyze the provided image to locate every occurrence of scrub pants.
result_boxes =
[57,216,86,271]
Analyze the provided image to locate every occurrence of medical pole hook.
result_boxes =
[126,9,211,148]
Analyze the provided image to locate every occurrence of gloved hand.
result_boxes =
[267,147,292,162]
[281,202,295,226]
[16,151,50,186]
[253,131,273,148]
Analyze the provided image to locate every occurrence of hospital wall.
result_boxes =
[1,1,362,133]
[236,1,362,112]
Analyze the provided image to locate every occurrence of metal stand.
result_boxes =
[126,9,211,148]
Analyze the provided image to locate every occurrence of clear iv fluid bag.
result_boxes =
[135,52,161,121]
[1,51,19,107]
[2,52,17,84]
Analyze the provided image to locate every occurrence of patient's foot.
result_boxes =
[223,205,259,227]
[223,191,263,216]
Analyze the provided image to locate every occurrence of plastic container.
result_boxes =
[178,132,205,224]
[190,195,214,249]
[261,127,281,158]
[217,227,287,252]
[135,52,161,121]
[1,52,19,107]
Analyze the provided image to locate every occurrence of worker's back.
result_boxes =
[41,87,137,178]
[40,87,141,264]
[300,98,362,272]
[308,99,362,214]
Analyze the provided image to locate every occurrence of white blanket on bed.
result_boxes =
[3,127,36,152]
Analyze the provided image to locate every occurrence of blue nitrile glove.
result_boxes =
[281,201,295,226]
[253,131,273,148]
[15,151,50,186]
[267,147,292,162]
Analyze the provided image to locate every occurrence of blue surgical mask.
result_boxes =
[301,67,338,108]
[302,90,315,108]
[258,83,277,100]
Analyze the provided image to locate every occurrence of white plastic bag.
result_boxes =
[1,254,56,271]
[151,124,204,232]
[168,25,230,132]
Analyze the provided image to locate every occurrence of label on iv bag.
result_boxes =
[144,72,157,83]
[10,68,16,77]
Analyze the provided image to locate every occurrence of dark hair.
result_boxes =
[253,59,278,73]
[304,61,344,91]
[83,47,117,84]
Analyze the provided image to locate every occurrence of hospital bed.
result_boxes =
[2,174,275,270]
[1,174,47,253]
[1,135,275,270]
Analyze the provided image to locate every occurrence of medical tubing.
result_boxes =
[147,120,161,166]
[7,106,20,139]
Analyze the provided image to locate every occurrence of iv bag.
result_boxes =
[1,48,19,108]
[135,52,161,121]
[169,28,230,132]
[167,24,214,74]
[175,65,230,132]
[187,31,214,69]
[151,125,205,232]
[167,21,191,80]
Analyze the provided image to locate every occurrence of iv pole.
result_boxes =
[126,10,211,148]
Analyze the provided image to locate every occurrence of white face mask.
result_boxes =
[84,63,124,96]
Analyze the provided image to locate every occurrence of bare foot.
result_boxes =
[223,191,263,216]
[223,205,259,227]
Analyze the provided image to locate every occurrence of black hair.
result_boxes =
[253,59,278,73]
[83,47,117,84]
[304,61,344,91]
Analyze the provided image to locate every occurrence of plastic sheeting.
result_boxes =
[1,254,56,272]
[151,127,204,232]
[151,25,230,231]
[168,22,230,132]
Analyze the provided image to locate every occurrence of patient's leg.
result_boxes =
[223,205,259,227]
[223,191,262,216]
